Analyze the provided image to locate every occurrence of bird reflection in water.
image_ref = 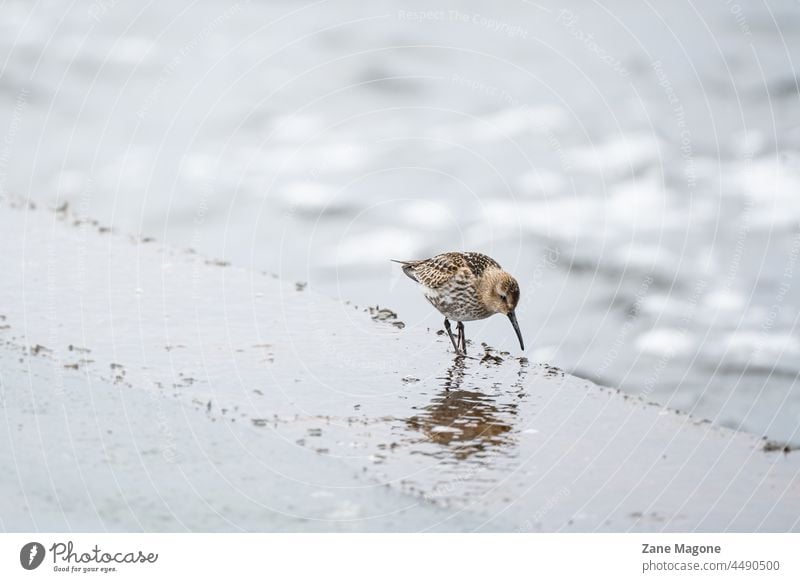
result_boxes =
[405,357,522,461]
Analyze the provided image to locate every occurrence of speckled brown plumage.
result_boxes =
[397,252,501,288]
[392,252,525,355]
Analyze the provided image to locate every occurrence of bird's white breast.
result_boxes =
[422,286,488,322]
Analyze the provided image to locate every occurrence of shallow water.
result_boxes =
[1,0,799,444]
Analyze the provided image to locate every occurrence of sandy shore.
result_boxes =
[1,202,798,532]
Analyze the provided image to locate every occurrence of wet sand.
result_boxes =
[1,203,798,531]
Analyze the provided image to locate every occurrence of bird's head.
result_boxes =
[486,272,520,315]
[481,270,524,350]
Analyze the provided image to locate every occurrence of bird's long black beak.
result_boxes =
[508,311,524,351]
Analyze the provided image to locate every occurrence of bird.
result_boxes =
[392,252,524,356]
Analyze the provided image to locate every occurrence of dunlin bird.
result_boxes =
[392,252,524,356]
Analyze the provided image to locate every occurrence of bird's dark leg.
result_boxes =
[443,318,460,354]
[456,321,467,355]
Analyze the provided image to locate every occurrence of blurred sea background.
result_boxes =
[1,0,799,445]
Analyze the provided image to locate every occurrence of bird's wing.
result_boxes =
[462,252,501,277]
[390,259,421,283]
[397,253,467,288]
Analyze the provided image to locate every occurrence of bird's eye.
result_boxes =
[500,294,507,300]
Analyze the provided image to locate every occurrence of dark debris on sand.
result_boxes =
[368,305,405,329]
[480,343,504,365]
[763,440,797,454]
